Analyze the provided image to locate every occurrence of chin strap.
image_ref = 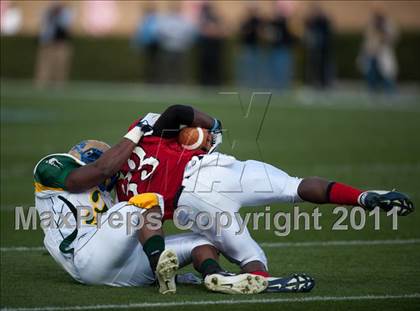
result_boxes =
[208,132,222,153]
[208,119,223,153]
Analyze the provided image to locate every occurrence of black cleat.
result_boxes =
[265,274,315,293]
[358,190,414,216]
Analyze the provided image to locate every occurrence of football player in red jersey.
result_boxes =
[118,109,269,294]
[117,104,414,293]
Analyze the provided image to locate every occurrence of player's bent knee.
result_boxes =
[239,248,268,270]
[218,239,268,269]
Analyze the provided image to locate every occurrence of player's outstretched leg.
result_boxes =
[156,249,179,294]
[298,177,414,216]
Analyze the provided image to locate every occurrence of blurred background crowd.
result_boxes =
[1,0,419,92]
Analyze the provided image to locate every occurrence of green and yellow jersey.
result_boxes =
[33,153,114,279]
[34,153,83,193]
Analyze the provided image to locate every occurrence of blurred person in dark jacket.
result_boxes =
[35,2,73,88]
[237,3,264,88]
[132,3,160,83]
[197,2,225,86]
[263,7,296,89]
[303,3,334,89]
[358,6,398,93]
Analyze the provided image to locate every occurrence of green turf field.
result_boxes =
[1,80,420,310]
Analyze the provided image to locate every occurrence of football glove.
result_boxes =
[124,116,154,144]
[136,119,154,136]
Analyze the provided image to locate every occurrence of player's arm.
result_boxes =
[65,138,135,192]
[65,121,153,193]
[153,105,221,138]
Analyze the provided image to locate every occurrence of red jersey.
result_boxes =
[117,133,204,220]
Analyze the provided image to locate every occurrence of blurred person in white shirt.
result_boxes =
[0,1,22,35]
[358,6,398,93]
[155,1,197,84]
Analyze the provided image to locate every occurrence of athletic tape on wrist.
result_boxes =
[124,126,143,144]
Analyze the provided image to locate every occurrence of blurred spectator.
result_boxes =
[263,8,296,89]
[34,2,73,88]
[0,1,22,36]
[82,0,119,36]
[237,3,263,88]
[304,4,334,89]
[358,8,398,93]
[132,4,160,83]
[156,1,196,84]
[197,2,225,86]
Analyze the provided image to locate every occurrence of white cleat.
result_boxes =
[156,249,179,294]
[204,272,268,295]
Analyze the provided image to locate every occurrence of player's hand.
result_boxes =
[136,119,154,136]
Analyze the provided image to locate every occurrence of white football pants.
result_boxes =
[73,202,213,286]
[177,153,302,269]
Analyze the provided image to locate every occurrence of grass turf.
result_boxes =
[1,80,420,310]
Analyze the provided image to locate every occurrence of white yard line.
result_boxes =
[2,238,419,252]
[1,293,419,311]
[0,246,45,252]
[259,238,420,248]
